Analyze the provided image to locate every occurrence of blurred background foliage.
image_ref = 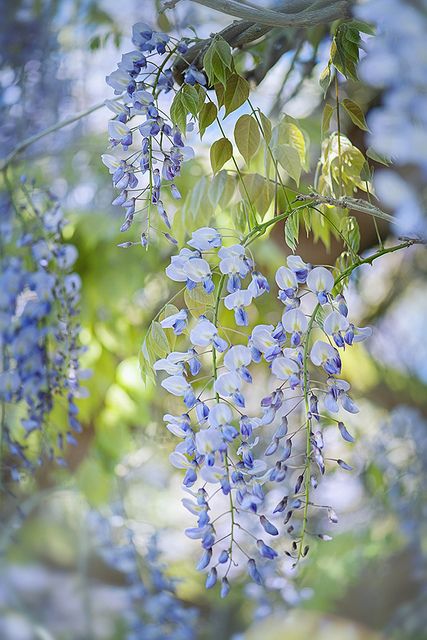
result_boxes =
[0,1,426,639]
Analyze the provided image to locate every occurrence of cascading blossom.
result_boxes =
[149,224,372,595]
[0,186,86,481]
[103,23,204,247]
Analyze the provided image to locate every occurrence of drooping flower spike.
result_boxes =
[103,24,205,246]
[148,226,371,594]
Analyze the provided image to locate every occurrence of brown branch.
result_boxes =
[172,0,353,83]
[187,0,352,28]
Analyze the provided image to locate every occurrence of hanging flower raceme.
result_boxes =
[147,225,371,595]
[0,185,87,482]
[90,509,198,639]
[103,23,204,247]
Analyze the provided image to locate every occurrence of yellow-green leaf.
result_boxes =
[321,103,334,138]
[274,144,302,185]
[199,101,217,137]
[184,285,215,319]
[342,98,369,132]
[209,170,236,209]
[180,85,200,116]
[148,321,170,357]
[234,114,260,164]
[223,74,249,117]
[258,111,272,143]
[170,92,187,133]
[210,137,233,173]
[204,36,232,86]
[239,173,274,216]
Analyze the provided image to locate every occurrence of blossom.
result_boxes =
[324,378,359,414]
[224,289,253,326]
[248,271,270,297]
[166,248,199,282]
[250,324,280,362]
[214,371,245,407]
[190,316,227,352]
[219,244,250,293]
[275,266,298,300]
[310,340,342,375]
[195,427,225,458]
[188,227,222,251]
[182,257,214,293]
[271,356,300,388]
[224,345,252,382]
[160,309,188,335]
[281,309,308,346]
[307,267,335,304]
[323,310,349,348]
[208,403,233,428]
[161,375,196,408]
[287,255,311,283]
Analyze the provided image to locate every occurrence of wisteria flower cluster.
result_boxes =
[358,0,427,236]
[103,23,203,247]
[0,185,86,481]
[91,509,197,640]
[152,225,372,594]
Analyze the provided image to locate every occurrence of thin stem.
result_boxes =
[335,73,343,197]
[0,99,117,170]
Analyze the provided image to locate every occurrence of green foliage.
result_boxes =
[210,137,233,173]
[239,173,274,217]
[223,74,250,116]
[284,210,300,252]
[234,114,260,164]
[268,116,309,186]
[184,284,215,318]
[203,36,233,86]
[170,90,188,132]
[199,101,217,137]
[331,23,361,81]
[208,170,236,209]
[342,99,370,132]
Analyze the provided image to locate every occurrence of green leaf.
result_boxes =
[210,137,233,173]
[209,170,236,209]
[234,114,260,164]
[187,176,209,222]
[342,98,369,132]
[319,63,332,95]
[258,111,272,143]
[340,216,360,254]
[321,103,334,138]
[271,118,308,172]
[349,20,375,36]
[223,74,249,117]
[331,24,360,80]
[180,85,200,116]
[184,285,215,319]
[215,83,225,108]
[284,211,300,252]
[170,92,187,133]
[239,173,274,216]
[235,201,249,233]
[148,321,170,357]
[366,146,391,166]
[199,101,217,137]
[203,36,232,86]
[274,144,302,185]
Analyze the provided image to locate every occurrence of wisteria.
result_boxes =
[151,225,372,594]
[91,510,197,640]
[0,184,86,481]
[358,0,427,236]
[103,23,203,247]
